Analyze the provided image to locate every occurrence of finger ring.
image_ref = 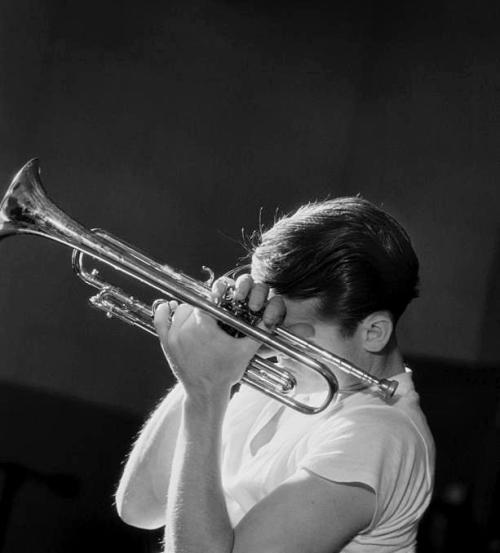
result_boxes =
[152,299,169,317]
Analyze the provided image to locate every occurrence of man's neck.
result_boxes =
[338,338,406,392]
[364,337,406,380]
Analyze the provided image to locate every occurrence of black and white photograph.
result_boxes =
[0,1,499,552]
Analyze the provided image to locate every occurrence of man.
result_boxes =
[115,197,435,553]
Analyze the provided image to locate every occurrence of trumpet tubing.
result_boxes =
[0,159,398,414]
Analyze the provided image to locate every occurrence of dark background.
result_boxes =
[0,1,499,551]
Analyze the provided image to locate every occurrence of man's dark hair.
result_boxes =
[251,197,419,336]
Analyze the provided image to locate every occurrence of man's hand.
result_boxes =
[153,274,285,400]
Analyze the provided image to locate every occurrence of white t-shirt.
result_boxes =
[221,370,435,552]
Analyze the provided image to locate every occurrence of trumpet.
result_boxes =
[0,159,398,414]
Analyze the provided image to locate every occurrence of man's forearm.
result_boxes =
[164,389,233,553]
[116,383,184,528]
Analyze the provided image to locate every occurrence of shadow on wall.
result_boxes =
[0,382,162,553]
[411,357,500,553]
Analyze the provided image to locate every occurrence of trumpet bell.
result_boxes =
[0,158,44,238]
[0,158,88,252]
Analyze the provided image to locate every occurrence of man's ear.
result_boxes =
[360,311,393,353]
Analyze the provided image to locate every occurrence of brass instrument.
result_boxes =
[0,159,398,414]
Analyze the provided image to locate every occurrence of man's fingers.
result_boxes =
[248,282,270,312]
[232,275,270,312]
[169,303,194,331]
[154,301,192,337]
[233,274,253,302]
[261,295,286,329]
[212,273,270,314]
[153,301,172,336]
[211,276,234,303]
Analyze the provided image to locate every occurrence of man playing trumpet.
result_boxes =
[115,197,435,553]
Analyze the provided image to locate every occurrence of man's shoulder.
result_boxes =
[317,388,430,452]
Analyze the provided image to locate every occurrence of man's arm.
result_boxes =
[165,385,375,553]
[155,298,376,553]
[115,383,184,529]
[164,386,234,553]
[233,472,375,553]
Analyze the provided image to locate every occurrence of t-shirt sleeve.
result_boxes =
[297,406,419,526]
